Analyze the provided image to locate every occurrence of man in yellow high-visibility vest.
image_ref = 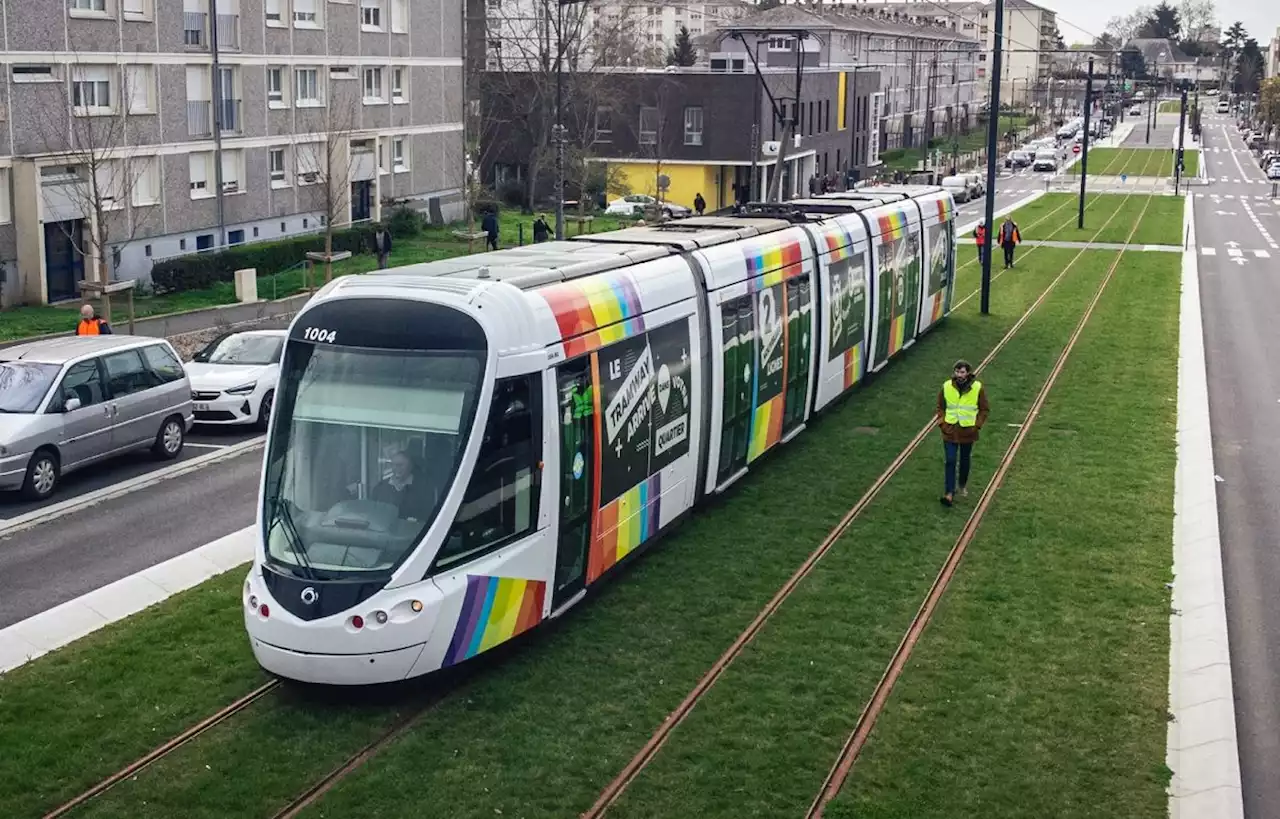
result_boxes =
[936,359,989,507]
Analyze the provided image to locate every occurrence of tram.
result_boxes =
[243,186,957,684]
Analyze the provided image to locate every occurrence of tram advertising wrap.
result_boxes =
[243,186,957,685]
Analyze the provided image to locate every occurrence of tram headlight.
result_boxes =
[374,610,388,625]
[410,600,423,613]
[248,595,259,609]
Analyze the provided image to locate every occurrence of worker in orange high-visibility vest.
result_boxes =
[75,303,112,336]
[972,223,987,265]
[1000,216,1022,269]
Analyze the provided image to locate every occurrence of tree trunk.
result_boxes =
[325,227,334,283]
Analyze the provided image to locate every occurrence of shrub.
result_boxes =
[385,206,424,237]
[150,226,374,295]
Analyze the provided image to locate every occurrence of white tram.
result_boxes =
[243,187,957,684]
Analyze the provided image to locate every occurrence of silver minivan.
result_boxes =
[0,336,193,500]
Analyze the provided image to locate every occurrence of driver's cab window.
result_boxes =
[55,360,105,412]
[435,374,542,572]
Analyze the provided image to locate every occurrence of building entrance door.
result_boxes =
[44,220,85,303]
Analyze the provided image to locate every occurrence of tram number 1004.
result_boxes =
[302,327,337,343]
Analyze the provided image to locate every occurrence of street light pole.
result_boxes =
[979,0,1006,316]
[1174,84,1188,195]
[553,0,566,240]
[1078,58,1094,229]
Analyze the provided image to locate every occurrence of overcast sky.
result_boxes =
[1052,0,1275,46]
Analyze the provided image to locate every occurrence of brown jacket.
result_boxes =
[936,381,990,444]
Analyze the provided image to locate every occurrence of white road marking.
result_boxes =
[1255,250,1271,258]
[1201,247,1217,255]
[182,442,232,450]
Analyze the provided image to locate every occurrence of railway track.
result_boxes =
[34,191,1125,819]
[803,192,1154,818]
[41,680,280,819]
[580,191,1140,818]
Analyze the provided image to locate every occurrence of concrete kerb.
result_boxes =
[1168,192,1245,819]
[0,437,265,539]
[0,527,255,676]
[955,190,1044,236]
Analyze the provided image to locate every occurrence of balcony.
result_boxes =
[187,100,211,137]
[184,12,207,48]
[216,14,240,50]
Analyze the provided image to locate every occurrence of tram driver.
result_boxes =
[363,450,437,522]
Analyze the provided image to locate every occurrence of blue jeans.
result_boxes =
[943,441,973,495]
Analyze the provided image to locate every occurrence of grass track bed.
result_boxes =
[280,250,1112,819]
[600,252,1118,818]
[1068,148,1199,178]
[1001,194,1182,246]
[0,208,1141,817]
[827,250,1179,819]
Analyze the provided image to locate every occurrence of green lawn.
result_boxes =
[0,212,628,343]
[1068,147,1199,178]
[881,116,1033,171]
[1000,193,1184,246]
[0,245,1098,818]
[827,250,1178,819]
[1158,99,1195,114]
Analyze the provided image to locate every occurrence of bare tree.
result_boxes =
[295,88,360,284]
[33,56,159,309]
[1106,8,1152,46]
[625,77,683,214]
[474,0,652,212]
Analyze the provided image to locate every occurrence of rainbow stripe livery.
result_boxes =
[929,290,946,323]
[820,223,859,263]
[743,239,804,289]
[443,575,547,667]
[589,473,663,582]
[876,209,912,241]
[748,394,787,461]
[934,198,953,223]
[889,314,906,356]
[539,272,646,358]
[842,342,865,390]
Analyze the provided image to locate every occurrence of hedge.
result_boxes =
[149,207,424,295]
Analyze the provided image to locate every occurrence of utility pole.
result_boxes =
[1174,84,1188,195]
[921,55,936,172]
[979,0,1006,316]
[1078,58,1094,229]
[767,32,806,203]
[552,0,566,240]
[210,0,226,248]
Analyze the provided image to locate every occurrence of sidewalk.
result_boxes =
[0,292,312,351]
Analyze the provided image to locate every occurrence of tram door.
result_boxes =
[552,357,596,609]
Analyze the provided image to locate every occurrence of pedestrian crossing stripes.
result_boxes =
[1200,247,1274,258]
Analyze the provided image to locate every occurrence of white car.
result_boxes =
[1032,150,1059,172]
[605,194,690,219]
[940,175,971,203]
[1268,162,1280,181]
[185,330,285,429]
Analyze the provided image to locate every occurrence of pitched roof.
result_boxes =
[1126,38,1194,64]
[723,4,979,43]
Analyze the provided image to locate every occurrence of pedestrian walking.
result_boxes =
[481,210,500,252]
[532,215,550,243]
[937,359,989,507]
[972,223,988,264]
[694,193,706,216]
[999,216,1021,269]
[75,304,112,335]
[369,223,393,269]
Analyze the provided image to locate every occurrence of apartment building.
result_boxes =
[859,0,1056,107]
[466,0,750,75]
[703,6,984,155]
[0,0,464,308]
[1267,28,1280,80]
[483,64,881,209]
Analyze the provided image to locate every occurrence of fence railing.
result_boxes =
[183,12,207,47]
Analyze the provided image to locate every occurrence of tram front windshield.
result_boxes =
[262,342,484,578]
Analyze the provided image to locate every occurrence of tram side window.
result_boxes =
[717,294,755,483]
[436,374,543,571]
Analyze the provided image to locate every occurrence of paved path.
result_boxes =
[1195,111,1280,818]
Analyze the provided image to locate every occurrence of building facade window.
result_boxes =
[267,66,286,105]
[124,65,155,114]
[363,67,384,102]
[72,66,113,114]
[639,106,658,145]
[71,0,108,14]
[294,68,320,104]
[683,106,703,146]
[293,0,320,27]
[391,67,406,102]
[391,0,407,31]
[594,107,613,142]
[189,151,213,197]
[131,156,161,206]
[392,137,407,170]
[265,0,283,25]
[270,147,289,186]
[360,0,383,30]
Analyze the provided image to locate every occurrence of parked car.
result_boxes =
[185,330,285,430]
[1005,150,1032,169]
[962,172,985,197]
[1267,161,1280,181]
[940,175,972,203]
[0,336,192,500]
[1129,106,1142,115]
[1217,101,1230,113]
[604,194,689,219]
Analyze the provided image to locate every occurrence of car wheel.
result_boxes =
[663,207,674,218]
[256,390,275,432]
[21,450,60,501]
[152,416,185,460]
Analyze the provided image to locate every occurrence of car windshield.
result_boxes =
[0,361,61,413]
[196,334,283,366]
[261,342,484,578]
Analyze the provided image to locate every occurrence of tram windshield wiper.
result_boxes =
[268,498,317,581]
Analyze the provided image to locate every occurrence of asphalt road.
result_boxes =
[0,445,262,628]
[1194,111,1280,818]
